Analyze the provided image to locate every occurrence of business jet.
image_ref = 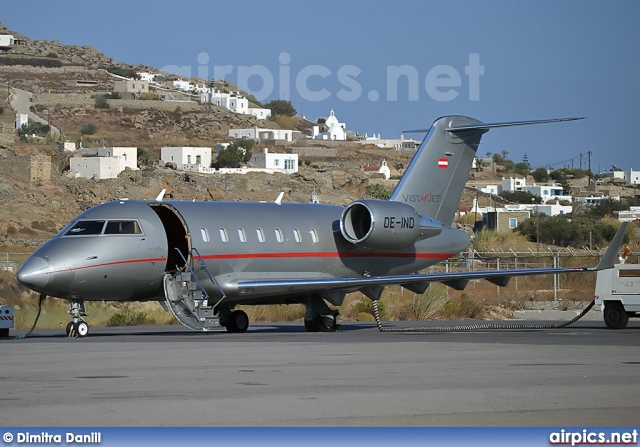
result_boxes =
[16,115,626,337]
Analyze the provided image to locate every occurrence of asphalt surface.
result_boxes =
[2,319,639,427]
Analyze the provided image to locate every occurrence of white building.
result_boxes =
[363,159,391,180]
[251,148,298,174]
[15,113,28,129]
[114,80,149,99]
[80,147,138,173]
[501,177,572,203]
[312,109,347,141]
[62,141,77,152]
[161,147,212,170]
[0,35,16,48]
[229,127,294,142]
[601,168,640,185]
[201,90,271,118]
[68,157,121,179]
[355,134,421,151]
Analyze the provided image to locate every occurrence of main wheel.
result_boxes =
[304,319,319,332]
[226,310,249,333]
[65,322,74,336]
[320,316,336,332]
[604,302,629,329]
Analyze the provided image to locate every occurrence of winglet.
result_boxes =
[155,189,166,201]
[595,222,628,270]
[275,192,284,205]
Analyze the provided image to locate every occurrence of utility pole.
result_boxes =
[588,151,592,186]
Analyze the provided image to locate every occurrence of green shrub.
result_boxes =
[80,123,97,135]
[94,95,109,109]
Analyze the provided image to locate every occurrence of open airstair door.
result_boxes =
[148,202,191,273]
[148,202,222,332]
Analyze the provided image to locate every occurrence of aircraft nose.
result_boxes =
[17,256,51,291]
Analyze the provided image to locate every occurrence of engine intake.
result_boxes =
[340,200,442,251]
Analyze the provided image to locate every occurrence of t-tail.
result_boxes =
[390,115,583,226]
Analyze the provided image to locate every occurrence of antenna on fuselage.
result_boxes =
[155,189,166,201]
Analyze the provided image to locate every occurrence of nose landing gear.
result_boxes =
[66,301,89,338]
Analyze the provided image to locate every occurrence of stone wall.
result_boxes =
[33,93,203,112]
[0,155,51,184]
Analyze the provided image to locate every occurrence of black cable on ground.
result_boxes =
[372,299,595,332]
[19,293,46,338]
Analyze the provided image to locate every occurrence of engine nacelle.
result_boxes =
[340,200,443,251]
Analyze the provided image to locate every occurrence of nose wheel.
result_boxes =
[66,301,89,338]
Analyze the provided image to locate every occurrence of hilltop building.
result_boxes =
[229,127,294,143]
[600,167,640,185]
[201,90,271,119]
[312,109,346,141]
[114,80,149,99]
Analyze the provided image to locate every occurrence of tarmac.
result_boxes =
[1,317,639,427]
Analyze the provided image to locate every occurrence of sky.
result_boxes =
[2,0,639,172]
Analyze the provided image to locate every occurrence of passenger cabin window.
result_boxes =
[275,228,284,243]
[309,229,318,244]
[219,228,228,243]
[65,220,105,236]
[256,228,265,243]
[104,220,142,235]
[238,228,247,243]
[293,229,301,243]
[201,228,210,243]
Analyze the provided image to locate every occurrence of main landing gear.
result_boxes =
[66,300,89,338]
[304,295,340,332]
[219,306,249,333]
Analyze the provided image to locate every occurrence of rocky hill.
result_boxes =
[0,22,422,254]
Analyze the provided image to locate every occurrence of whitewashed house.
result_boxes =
[229,127,294,142]
[202,90,271,118]
[80,147,138,173]
[251,148,298,174]
[161,147,212,171]
[69,157,121,179]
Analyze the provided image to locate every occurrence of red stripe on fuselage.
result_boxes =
[47,257,167,275]
[47,252,453,274]
[197,252,453,260]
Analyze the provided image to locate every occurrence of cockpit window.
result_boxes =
[64,220,106,236]
[104,220,142,235]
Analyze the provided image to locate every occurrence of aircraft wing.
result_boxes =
[238,222,628,298]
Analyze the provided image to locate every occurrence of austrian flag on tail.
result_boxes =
[437,158,449,168]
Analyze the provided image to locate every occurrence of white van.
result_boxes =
[594,264,640,329]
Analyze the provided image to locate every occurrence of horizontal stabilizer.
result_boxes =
[403,117,584,134]
[446,117,584,132]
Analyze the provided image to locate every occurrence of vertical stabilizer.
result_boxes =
[390,116,583,226]
[390,115,485,226]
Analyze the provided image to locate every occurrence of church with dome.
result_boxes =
[311,109,347,141]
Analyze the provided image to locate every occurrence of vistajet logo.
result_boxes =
[401,192,440,203]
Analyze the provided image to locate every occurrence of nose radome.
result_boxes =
[17,256,51,291]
